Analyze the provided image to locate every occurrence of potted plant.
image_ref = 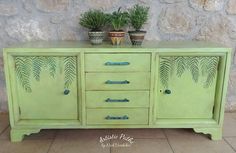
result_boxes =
[79,10,108,45]
[128,4,150,45]
[108,7,129,45]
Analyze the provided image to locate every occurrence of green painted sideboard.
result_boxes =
[3,41,231,142]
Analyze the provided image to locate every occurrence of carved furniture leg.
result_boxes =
[10,128,41,142]
[193,127,222,140]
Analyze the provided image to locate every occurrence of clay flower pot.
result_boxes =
[108,31,125,45]
[128,31,146,46]
[88,31,105,45]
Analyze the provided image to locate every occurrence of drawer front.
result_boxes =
[85,54,151,72]
[86,91,149,108]
[87,108,149,125]
[85,73,150,90]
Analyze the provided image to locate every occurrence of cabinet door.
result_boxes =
[14,56,78,120]
[156,55,220,119]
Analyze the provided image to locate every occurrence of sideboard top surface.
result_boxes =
[4,41,231,53]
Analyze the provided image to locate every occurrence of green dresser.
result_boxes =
[3,41,231,142]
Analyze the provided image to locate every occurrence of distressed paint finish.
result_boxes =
[3,41,231,142]
[1,0,236,113]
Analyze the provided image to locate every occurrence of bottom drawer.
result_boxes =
[87,108,149,125]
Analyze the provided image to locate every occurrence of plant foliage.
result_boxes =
[108,7,129,31]
[79,10,108,31]
[128,4,149,31]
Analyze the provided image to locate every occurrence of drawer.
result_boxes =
[86,91,149,108]
[85,73,150,90]
[86,108,149,125]
[85,54,151,72]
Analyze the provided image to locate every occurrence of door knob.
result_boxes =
[164,89,171,94]
[64,89,70,95]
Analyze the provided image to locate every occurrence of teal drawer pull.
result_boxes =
[105,98,130,102]
[105,80,130,84]
[105,115,129,120]
[105,62,130,66]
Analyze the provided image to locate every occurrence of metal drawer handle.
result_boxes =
[105,115,129,120]
[105,62,130,66]
[105,98,130,102]
[105,80,130,84]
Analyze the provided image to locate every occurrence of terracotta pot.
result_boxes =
[128,31,146,46]
[88,31,105,45]
[108,31,125,45]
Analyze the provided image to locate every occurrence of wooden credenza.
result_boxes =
[3,41,231,142]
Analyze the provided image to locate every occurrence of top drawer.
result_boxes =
[85,54,151,72]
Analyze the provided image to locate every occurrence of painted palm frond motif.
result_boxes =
[169,57,176,76]
[64,57,77,89]
[187,57,200,83]
[15,56,77,92]
[160,57,172,88]
[200,56,210,76]
[46,57,57,78]
[204,57,219,88]
[159,56,219,88]
[32,56,45,81]
[15,57,32,92]
[176,56,186,77]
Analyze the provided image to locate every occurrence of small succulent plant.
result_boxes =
[128,4,150,31]
[79,10,108,31]
[108,7,129,31]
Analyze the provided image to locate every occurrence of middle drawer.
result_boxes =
[85,73,150,90]
[86,91,150,108]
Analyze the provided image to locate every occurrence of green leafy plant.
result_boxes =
[108,7,129,31]
[128,4,149,31]
[79,10,108,31]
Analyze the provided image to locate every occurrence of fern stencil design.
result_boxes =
[159,56,219,88]
[46,57,57,78]
[203,57,219,88]
[169,57,176,76]
[187,57,200,83]
[160,57,171,88]
[32,57,44,81]
[64,57,77,89]
[15,56,77,92]
[15,57,32,92]
[200,57,210,76]
[176,56,186,77]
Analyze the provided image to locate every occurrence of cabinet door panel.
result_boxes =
[156,56,219,119]
[14,56,78,120]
